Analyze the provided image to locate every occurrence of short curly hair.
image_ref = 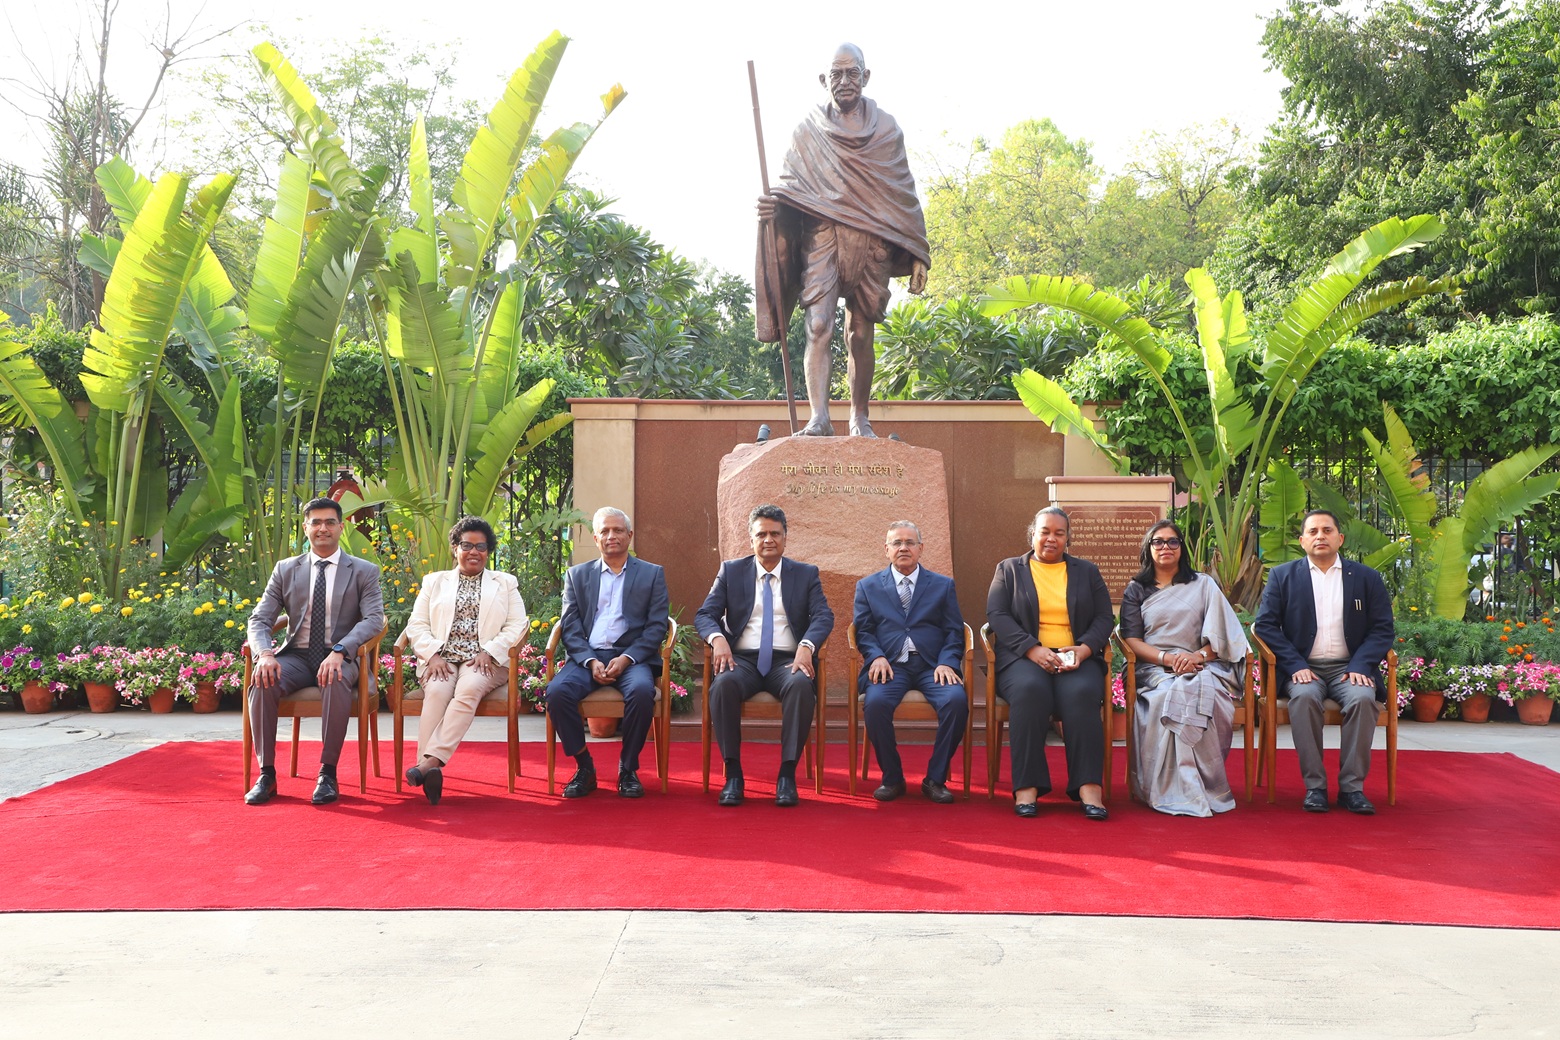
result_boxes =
[449,515,497,552]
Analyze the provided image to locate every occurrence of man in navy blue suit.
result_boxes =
[1254,508,1394,814]
[546,507,670,799]
[696,503,834,807]
[853,521,967,803]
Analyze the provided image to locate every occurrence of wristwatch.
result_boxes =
[331,642,346,656]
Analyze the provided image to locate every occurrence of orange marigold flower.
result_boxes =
[1486,615,1496,622]
[1500,635,1509,642]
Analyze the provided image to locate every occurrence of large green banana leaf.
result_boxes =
[252,43,363,201]
[0,331,91,514]
[464,379,567,514]
[1011,369,1122,468]
[1187,269,1257,465]
[1258,458,1306,563]
[249,152,313,345]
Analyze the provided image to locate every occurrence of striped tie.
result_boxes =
[307,559,330,667]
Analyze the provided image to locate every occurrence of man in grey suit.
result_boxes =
[245,497,386,806]
[545,507,671,799]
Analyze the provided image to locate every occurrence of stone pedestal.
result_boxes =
[716,436,952,700]
[1047,476,1176,605]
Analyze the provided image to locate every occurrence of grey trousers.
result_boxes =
[708,650,816,767]
[1288,658,1378,794]
[247,650,359,770]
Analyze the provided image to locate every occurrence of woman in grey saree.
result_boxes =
[1119,521,1250,817]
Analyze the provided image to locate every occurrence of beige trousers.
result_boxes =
[416,660,507,765]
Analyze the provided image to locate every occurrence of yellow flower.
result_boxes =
[90,604,103,614]
[77,592,93,604]
[59,596,76,608]
[121,607,134,617]
[202,601,213,610]
[192,607,204,616]
[224,619,236,629]
[81,519,91,527]
[396,597,405,604]
[551,616,560,624]
[21,624,31,634]
[218,599,228,606]
[109,520,118,526]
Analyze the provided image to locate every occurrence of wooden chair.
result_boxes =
[241,620,387,793]
[1251,634,1398,805]
[1111,631,1258,803]
[388,634,525,794]
[542,619,678,794]
[845,622,976,798]
[700,639,828,794]
[978,623,1114,801]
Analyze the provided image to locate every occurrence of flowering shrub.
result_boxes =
[116,646,196,705]
[186,651,242,692]
[55,645,132,686]
[1109,671,1127,712]
[0,645,67,696]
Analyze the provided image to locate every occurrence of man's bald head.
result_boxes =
[821,42,870,111]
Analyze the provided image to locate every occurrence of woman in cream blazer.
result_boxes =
[403,516,528,803]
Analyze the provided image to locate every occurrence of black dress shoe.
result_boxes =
[405,765,425,788]
[245,774,277,806]
[718,776,744,807]
[1338,790,1376,815]
[1081,802,1109,821]
[563,767,598,799]
[920,778,956,804]
[1303,788,1329,813]
[422,766,443,806]
[311,773,339,805]
[775,775,800,807]
[873,780,907,802]
[1014,801,1039,818]
[617,770,644,798]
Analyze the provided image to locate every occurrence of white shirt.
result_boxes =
[1307,557,1348,661]
[733,559,805,653]
[587,559,629,655]
[299,548,342,648]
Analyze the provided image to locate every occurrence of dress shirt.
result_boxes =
[733,559,808,653]
[587,559,630,656]
[1307,557,1348,661]
[298,548,342,648]
[894,565,920,661]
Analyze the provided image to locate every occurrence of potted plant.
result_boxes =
[187,650,240,713]
[1512,661,1559,726]
[1403,657,1452,722]
[1445,662,1499,723]
[56,645,130,712]
[1,645,63,712]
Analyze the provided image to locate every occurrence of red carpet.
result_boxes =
[2,741,1556,927]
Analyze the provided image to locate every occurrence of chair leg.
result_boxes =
[241,695,253,792]
[859,730,871,793]
[357,700,369,794]
[507,707,519,794]
[369,711,382,778]
[545,713,557,796]
[393,708,405,793]
[289,716,301,779]
[986,718,1003,799]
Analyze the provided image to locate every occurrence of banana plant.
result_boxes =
[985,216,1453,610]
[256,33,625,553]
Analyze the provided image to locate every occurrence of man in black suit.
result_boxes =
[853,521,967,803]
[246,497,386,806]
[696,503,834,807]
[1254,508,1395,814]
[546,507,670,799]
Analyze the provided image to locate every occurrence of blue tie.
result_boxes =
[757,572,775,674]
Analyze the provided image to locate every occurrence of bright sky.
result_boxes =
[0,0,1288,277]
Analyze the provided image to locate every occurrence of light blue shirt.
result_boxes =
[587,560,629,659]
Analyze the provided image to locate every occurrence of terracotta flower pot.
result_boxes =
[192,681,221,714]
[83,681,119,713]
[1410,690,1445,723]
[147,686,177,714]
[20,681,53,714]
[1515,695,1554,726]
[1459,692,1492,723]
[587,716,620,738]
[1110,710,1128,742]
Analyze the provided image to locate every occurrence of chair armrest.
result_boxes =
[543,622,564,680]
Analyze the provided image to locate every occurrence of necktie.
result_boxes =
[899,576,916,662]
[757,572,775,674]
[307,559,330,666]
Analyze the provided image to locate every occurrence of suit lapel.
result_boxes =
[734,557,759,633]
[581,563,602,634]
[328,553,353,642]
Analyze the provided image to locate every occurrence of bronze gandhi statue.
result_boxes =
[755,43,930,437]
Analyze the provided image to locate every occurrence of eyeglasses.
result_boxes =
[827,67,864,83]
[886,540,920,549]
[1149,538,1182,549]
[456,541,491,553]
[305,518,341,528]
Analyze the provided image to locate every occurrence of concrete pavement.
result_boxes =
[3,709,1558,1037]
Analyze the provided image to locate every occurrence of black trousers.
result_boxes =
[996,655,1104,798]
[708,650,816,767]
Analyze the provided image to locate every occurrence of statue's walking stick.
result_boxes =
[748,60,799,436]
